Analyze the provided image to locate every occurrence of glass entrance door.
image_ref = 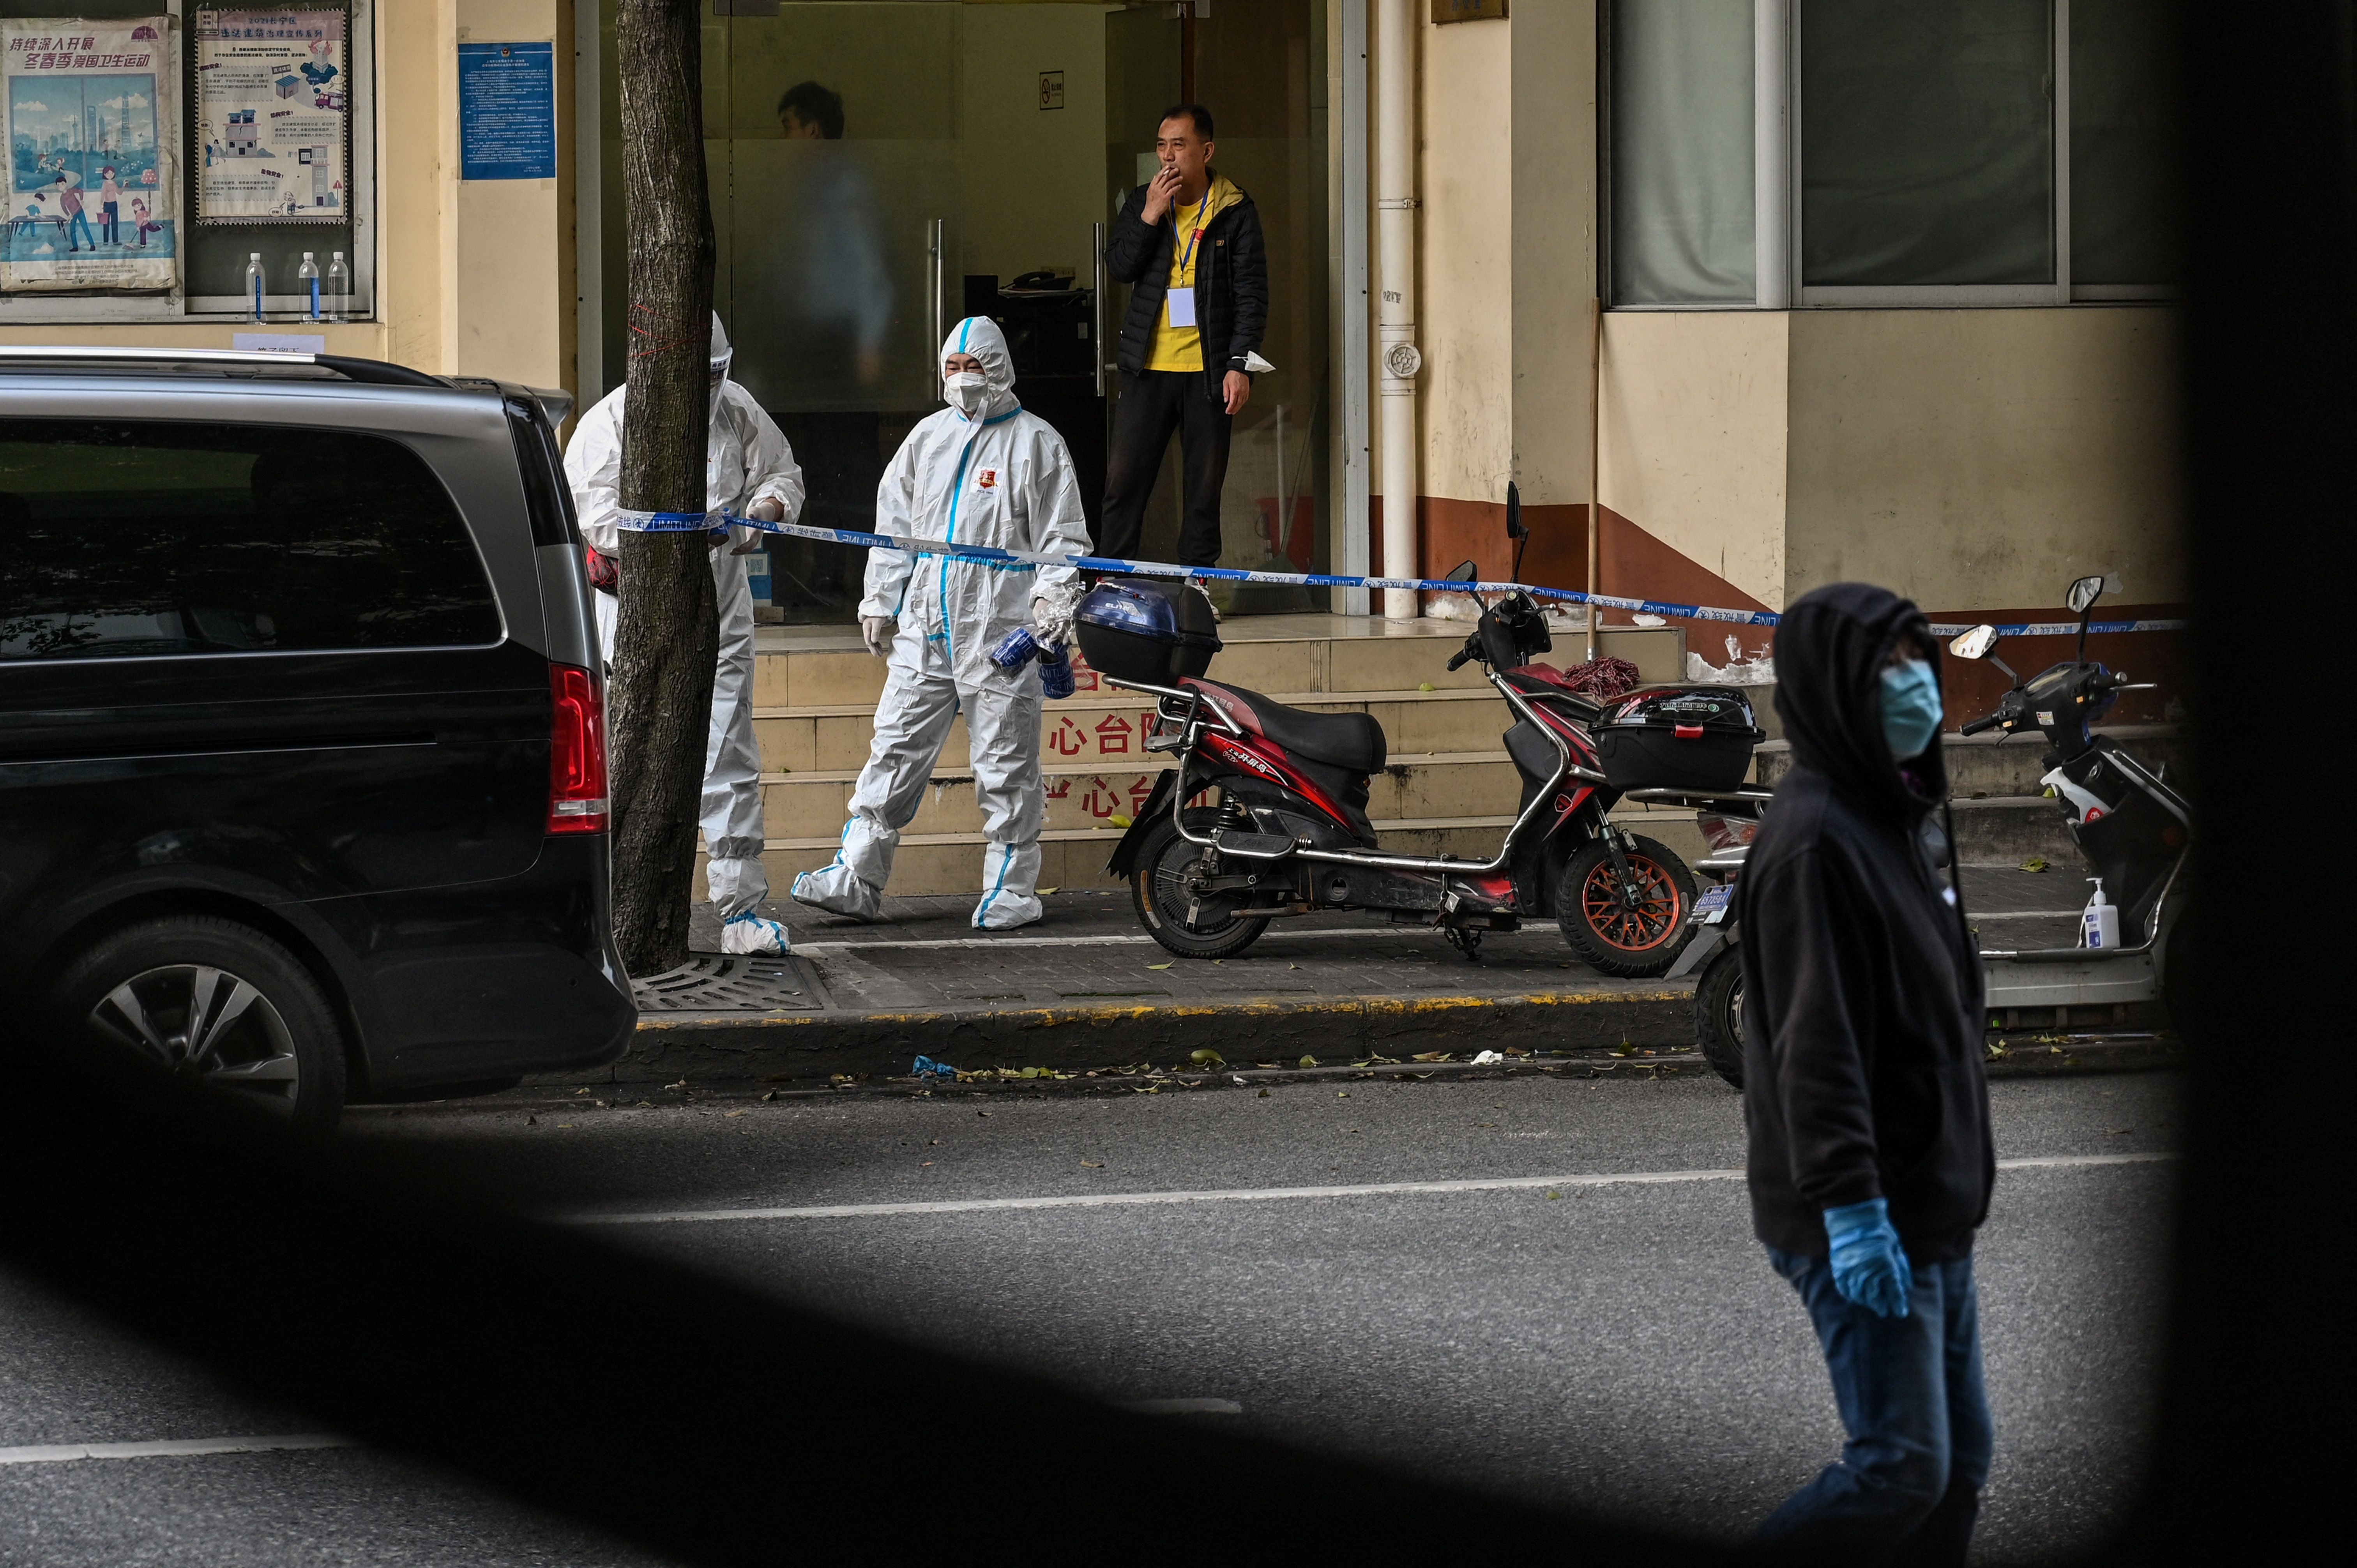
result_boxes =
[1101,0,1330,612]
[597,0,962,624]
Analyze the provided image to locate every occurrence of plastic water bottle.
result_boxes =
[243,253,265,322]
[298,251,320,321]
[2081,879,2120,950]
[325,251,351,322]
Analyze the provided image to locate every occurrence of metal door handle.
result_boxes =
[928,217,946,373]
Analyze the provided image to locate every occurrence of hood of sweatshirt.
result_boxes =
[1772,582,1951,823]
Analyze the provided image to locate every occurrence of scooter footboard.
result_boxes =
[1981,951,2158,1008]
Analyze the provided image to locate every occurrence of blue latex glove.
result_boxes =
[1823,1197,1914,1318]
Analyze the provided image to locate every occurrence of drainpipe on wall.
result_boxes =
[1376,0,1419,622]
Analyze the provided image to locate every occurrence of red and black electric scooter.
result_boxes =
[1092,496,1765,976]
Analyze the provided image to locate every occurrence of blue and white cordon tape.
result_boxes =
[615,510,2186,640]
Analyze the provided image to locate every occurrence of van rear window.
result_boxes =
[0,420,501,660]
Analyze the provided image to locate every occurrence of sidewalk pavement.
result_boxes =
[552,865,2134,1089]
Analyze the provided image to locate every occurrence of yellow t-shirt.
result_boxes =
[1145,177,1241,374]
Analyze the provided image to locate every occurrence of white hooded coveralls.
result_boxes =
[792,317,1089,929]
[564,320,805,952]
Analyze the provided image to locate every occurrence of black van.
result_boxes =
[0,346,634,1125]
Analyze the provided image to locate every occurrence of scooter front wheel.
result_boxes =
[1131,810,1271,961]
[1557,834,1697,978]
[1694,939,1745,1088]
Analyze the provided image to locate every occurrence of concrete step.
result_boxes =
[756,685,1521,774]
[750,617,1691,710]
[761,750,1530,839]
[1753,725,2187,798]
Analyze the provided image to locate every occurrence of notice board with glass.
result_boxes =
[0,0,373,323]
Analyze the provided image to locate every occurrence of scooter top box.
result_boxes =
[1592,686,1763,793]
[1074,581,1223,685]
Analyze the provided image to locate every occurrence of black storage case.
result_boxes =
[1593,687,1763,792]
[1074,583,1222,684]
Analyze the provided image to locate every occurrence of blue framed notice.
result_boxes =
[458,41,555,181]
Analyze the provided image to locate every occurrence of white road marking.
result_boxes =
[1124,1398,1243,1415]
[0,1434,352,1467]
[571,1152,2173,1227]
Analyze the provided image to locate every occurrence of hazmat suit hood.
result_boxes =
[940,315,1019,421]
[709,312,734,422]
[1772,582,1951,824]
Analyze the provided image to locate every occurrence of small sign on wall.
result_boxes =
[458,41,555,181]
[1039,71,1064,110]
[1432,0,1507,21]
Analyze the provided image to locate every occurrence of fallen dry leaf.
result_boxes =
[1081,1160,1104,1168]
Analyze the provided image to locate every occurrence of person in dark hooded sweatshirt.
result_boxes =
[1738,583,1994,1565]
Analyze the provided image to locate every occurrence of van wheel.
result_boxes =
[1131,810,1269,961]
[1695,941,1746,1088]
[51,916,346,1130]
[1557,834,1696,978]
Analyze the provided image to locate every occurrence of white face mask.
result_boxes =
[946,369,990,417]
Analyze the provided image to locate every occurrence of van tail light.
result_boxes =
[548,663,609,834]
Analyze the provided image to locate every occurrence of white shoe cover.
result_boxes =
[721,910,792,954]
[792,860,885,922]
[707,855,770,917]
[970,841,1043,929]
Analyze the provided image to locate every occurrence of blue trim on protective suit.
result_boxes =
[974,842,1013,927]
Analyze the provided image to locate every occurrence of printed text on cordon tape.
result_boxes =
[619,513,2189,639]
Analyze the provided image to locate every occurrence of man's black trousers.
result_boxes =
[1099,369,1231,566]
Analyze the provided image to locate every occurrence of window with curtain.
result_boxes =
[1608,0,1755,306]
[2069,0,2184,286]
[1605,1,2182,306]
[1801,0,2053,287]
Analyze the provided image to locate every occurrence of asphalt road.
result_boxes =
[1,1069,2181,1565]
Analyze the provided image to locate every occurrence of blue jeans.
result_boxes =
[1753,1247,1993,1566]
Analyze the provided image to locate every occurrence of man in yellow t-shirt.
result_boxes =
[1100,103,1269,565]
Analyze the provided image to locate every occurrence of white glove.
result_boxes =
[1031,583,1080,648]
[861,615,893,658]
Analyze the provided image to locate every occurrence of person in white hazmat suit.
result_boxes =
[792,316,1090,929]
[565,314,806,955]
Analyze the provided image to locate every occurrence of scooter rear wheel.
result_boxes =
[1131,810,1271,961]
[1557,834,1696,978]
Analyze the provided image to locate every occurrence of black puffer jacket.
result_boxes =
[1104,177,1268,402]
[1736,583,1992,1263]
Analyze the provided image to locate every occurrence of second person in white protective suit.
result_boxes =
[564,314,806,954]
[792,316,1090,929]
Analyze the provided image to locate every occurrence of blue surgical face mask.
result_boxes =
[1880,658,1944,761]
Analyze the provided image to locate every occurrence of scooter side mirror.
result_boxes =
[2066,575,2106,614]
[1505,480,1527,542]
[1949,625,2000,660]
[1445,559,1480,584]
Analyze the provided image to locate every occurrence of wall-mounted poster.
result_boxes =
[193,7,345,223]
[0,17,177,293]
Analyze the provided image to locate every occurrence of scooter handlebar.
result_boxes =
[1959,713,2003,736]
[1445,646,1475,672]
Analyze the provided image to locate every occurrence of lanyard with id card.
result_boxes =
[1167,193,1209,328]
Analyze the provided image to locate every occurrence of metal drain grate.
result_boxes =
[631,955,825,1014]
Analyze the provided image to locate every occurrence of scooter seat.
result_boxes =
[1195,681,1387,773]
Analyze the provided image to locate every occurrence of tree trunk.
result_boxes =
[608,0,717,976]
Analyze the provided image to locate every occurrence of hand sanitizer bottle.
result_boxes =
[326,251,351,322]
[2081,879,2120,950]
[298,252,320,321]
[243,253,266,323]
